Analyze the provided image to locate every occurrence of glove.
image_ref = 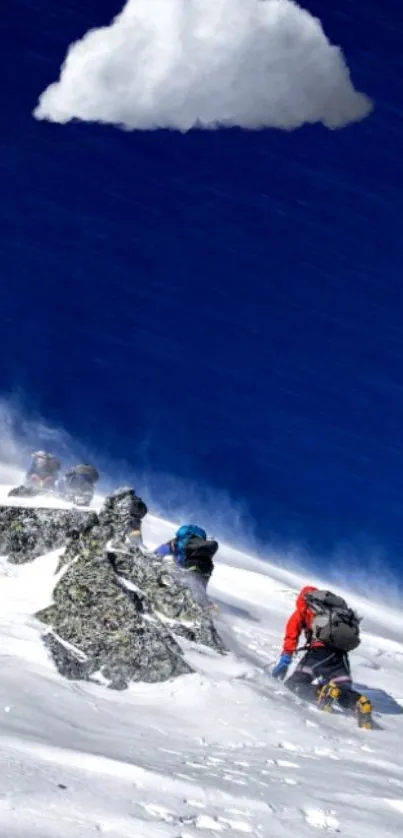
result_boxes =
[272,652,292,680]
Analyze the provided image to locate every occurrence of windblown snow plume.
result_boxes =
[0,396,103,488]
[0,398,72,485]
[34,0,372,132]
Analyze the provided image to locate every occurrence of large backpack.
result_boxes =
[175,525,207,555]
[304,589,361,652]
[175,525,217,577]
[70,464,100,483]
[182,536,219,577]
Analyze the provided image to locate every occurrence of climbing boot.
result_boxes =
[317,680,341,712]
[356,695,374,729]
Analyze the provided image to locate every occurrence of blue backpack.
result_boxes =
[175,524,207,564]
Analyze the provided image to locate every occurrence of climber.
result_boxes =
[154,524,218,606]
[26,451,61,487]
[271,585,373,728]
[57,463,100,507]
[25,450,61,490]
[8,450,61,499]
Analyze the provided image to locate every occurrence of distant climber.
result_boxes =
[57,463,100,507]
[155,524,218,606]
[26,450,61,487]
[8,451,61,497]
[271,585,373,728]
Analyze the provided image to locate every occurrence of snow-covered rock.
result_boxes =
[0,487,225,689]
[0,504,96,564]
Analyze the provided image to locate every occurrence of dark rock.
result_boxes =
[110,548,225,650]
[0,505,96,564]
[0,487,225,689]
[37,541,194,688]
[98,486,148,537]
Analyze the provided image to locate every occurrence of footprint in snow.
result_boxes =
[277,741,319,758]
[223,775,248,785]
[140,802,176,823]
[277,741,304,752]
[184,799,207,809]
[274,759,300,768]
[303,807,340,831]
[182,814,225,831]
[313,748,340,760]
[387,778,403,789]
[218,816,254,833]
[182,813,253,832]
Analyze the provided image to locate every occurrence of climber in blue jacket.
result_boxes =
[155,524,218,606]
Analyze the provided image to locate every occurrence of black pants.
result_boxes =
[286,646,362,711]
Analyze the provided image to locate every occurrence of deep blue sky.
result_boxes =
[1,1,403,574]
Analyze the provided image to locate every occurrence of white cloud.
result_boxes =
[34,0,372,132]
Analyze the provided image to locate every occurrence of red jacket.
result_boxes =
[282,585,324,654]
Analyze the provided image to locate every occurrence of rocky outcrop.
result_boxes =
[0,487,225,689]
[0,505,97,564]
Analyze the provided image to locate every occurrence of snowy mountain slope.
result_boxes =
[1,485,403,837]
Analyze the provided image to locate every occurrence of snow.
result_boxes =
[1,483,403,837]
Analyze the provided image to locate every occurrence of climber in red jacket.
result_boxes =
[271,585,373,728]
[281,585,320,655]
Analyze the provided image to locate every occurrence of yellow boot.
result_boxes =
[317,680,341,712]
[356,695,374,729]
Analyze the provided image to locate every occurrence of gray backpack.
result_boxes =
[304,589,361,652]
